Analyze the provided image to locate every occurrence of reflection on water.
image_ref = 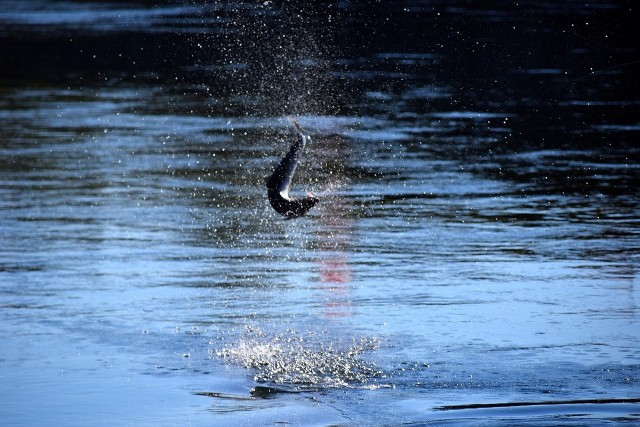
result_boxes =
[1,0,639,425]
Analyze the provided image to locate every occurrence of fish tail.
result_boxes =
[288,117,303,133]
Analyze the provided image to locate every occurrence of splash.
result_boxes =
[215,327,384,389]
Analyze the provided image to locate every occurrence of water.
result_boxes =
[1,1,639,425]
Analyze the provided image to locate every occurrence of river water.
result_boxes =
[1,1,639,425]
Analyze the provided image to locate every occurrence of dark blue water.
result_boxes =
[1,1,639,425]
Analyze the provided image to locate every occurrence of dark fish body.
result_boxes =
[266,120,319,219]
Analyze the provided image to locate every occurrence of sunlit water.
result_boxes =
[1,1,639,425]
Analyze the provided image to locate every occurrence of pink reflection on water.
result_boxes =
[319,255,353,318]
[313,132,354,318]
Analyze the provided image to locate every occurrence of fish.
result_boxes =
[265,118,319,219]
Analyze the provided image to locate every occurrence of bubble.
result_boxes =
[216,327,384,389]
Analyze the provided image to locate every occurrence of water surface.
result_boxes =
[1,1,639,425]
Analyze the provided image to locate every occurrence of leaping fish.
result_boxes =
[265,119,319,219]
